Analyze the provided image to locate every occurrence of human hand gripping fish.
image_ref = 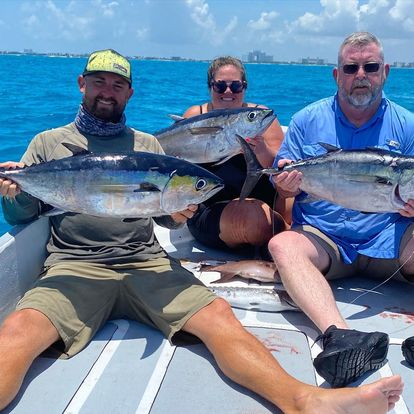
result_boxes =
[271,159,303,199]
[170,204,198,224]
[398,198,414,218]
[0,161,24,198]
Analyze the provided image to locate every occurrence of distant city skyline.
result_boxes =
[2,48,414,68]
[1,1,414,63]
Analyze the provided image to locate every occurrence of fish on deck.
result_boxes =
[208,285,298,312]
[0,144,224,218]
[199,259,281,284]
[199,259,297,312]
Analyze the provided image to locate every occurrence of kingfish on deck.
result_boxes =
[209,285,298,312]
[0,144,224,218]
[200,260,296,312]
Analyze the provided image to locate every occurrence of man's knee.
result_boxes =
[0,309,59,347]
[185,298,242,337]
[268,230,300,257]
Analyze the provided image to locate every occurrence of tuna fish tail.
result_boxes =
[235,134,263,200]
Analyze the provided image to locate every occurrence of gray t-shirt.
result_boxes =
[2,122,175,266]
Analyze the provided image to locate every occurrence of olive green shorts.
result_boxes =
[294,223,414,282]
[16,256,216,358]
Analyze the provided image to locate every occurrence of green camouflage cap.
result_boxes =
[83,49,132,84]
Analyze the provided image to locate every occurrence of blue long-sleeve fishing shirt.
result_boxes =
[275,93,414,263]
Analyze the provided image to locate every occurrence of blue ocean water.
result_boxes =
[1,54,414,236]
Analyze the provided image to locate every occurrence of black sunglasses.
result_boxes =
[210,80,246,94]
[341,62,381,75]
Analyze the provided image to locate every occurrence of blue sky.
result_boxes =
[1,0,414,63]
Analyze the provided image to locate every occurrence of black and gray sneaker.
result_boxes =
[402,336,414,367]
[313,325,389,388]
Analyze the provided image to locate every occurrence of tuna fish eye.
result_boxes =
[247,111,257,122]
[195,178,207,191]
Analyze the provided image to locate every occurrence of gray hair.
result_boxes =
[338,32,384,65]
[207,56,247,88]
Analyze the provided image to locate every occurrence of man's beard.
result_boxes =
[341,80,382,108]
[84,96,124,123]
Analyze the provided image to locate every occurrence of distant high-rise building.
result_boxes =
[300,57,325,65]
[246,50,273,63]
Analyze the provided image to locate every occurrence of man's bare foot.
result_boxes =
[295,375,403,414]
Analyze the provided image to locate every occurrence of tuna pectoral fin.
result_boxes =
[98,183,161,193]
[134,182,161,192]
[346,175,392,184]
[61,143,90,156]
[318,142,341,153]
[42,207,67,217]
[235,134,263,200]
[168,114,185,122]
[212,154,238,166]
[189,127,223,135]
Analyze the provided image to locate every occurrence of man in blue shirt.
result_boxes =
[268,32,414,387]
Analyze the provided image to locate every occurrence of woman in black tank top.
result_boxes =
[182,56,292,252]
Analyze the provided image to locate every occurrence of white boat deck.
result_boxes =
[0,218,413,413]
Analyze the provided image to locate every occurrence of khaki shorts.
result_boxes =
[294,223,414,282]
[17,257,216,358]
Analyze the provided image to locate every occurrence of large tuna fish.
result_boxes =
[239,136,414,212]
[0,144,224,218]
[155,107,276,164]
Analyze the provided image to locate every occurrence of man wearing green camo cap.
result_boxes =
[83,49,132,84]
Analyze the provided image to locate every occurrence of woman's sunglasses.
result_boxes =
[341,62,381,75]
[210,80,247,94]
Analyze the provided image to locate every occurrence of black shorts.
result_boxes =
[187,201,228,249]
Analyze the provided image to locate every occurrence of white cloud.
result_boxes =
[136,27,149,40]
[17,0,133,43]
[287,0,414,38]
[247,11,279,31]
[23,14,40,31]
[360,0,390,15]
[388,0,414,33]
[291,0,359,35]
[91,0,120,18]
[186,0,215,30]
[3,0,414,62]
[185,0,237,46]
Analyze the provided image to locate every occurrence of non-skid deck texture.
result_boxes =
[6,321,314,414]
[6,224,414,413]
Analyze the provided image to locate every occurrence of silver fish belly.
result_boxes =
[155,108,275,164]
[209,286,298,312]
[264,145,414,213]
[1,151,224,217]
